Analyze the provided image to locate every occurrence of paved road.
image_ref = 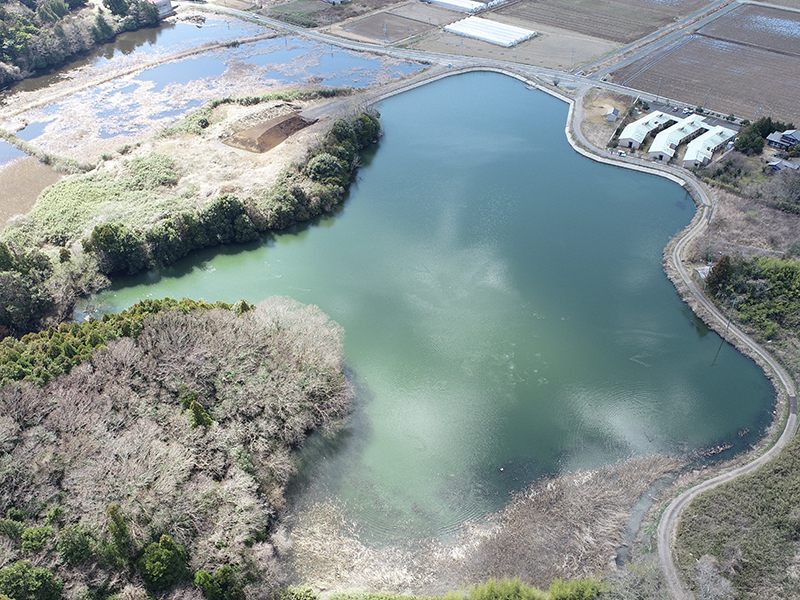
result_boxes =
[656,183,799,600]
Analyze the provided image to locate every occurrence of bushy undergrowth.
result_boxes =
[6,153,181,249]
[675,432,800,599]
[704,254,800,339]
[0,111,379,335]
[0,297,351,599]
[318,578,602,600]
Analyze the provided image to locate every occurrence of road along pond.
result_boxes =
[87,72,775,589]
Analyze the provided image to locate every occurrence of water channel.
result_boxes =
[89,72,775,543]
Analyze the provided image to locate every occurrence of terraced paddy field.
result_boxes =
[494,0,709,43]
[611,5,800,124]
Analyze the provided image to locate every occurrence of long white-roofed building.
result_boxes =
[429,0,485,12]
[648,114,708,163]
[617,111,674,150]
[683,125,737,168]
[444,16,536,46]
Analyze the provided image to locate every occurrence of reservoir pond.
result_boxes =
[91,72,774,543]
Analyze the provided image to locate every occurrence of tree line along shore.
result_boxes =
[0,0,165,88]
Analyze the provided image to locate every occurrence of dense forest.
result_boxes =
[0,297,352,600]
[0,0,159,87]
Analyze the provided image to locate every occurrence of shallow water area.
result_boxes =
[0,13,424,161]
[89,72,774,547]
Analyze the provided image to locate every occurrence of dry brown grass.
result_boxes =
[580,88,632,149]
[688,189,800,263]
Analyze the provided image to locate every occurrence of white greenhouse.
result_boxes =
[428,0,485,13]
[444,16,537,47]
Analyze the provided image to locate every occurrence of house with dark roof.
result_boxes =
[766,129,800,150]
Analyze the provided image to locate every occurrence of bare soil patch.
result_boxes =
[752,0,800,9]
[494,0,707,44]
[611,34,800,124]
[224,110,316,153]
[387,1,464,26]
[340,11,435,43]
[580,88,633,149]
[268,0,405,27]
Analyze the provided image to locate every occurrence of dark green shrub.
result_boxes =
[83,223,147,275]
[306,153,347,186]
[0,519,25,540]
[195,565,244,600]
[136,535,190,591]
[21,527,52,552]
[57,524,93,564]
[352,112,380,147]
[106,505,133,560]
[0,561,63,600]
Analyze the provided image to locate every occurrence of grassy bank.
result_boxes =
[0,95,377,338]
[674,432,800,599]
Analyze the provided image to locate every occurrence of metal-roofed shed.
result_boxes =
[648,114,708,163]
[683,125,736,168]
[618,111,674,150]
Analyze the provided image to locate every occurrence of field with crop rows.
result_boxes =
[698,4,800,56]
[612,34,800,124]
[341,11,435,43]
[495,0,707,43]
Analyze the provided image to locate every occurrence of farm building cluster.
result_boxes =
[618,111,737,168]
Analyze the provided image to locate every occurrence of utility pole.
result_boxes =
[569,47,574,72]
[656,76,662,104]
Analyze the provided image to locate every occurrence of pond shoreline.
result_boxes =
[1,15,796,594]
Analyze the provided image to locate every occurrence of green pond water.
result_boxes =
[90,72,774,542]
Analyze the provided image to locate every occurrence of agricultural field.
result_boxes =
[494,0,708,44]
[388,1,465,26]
[752,0,800,8]
[336,11,439,43]
[698,4,800,57]
[611,7,800,124]
[268,0,401,27]
[409,12,619,69]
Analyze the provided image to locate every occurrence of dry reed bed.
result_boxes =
[285,455,682,594]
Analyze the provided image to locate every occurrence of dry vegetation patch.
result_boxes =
[580,88,632,149]
[286,455,682,594]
